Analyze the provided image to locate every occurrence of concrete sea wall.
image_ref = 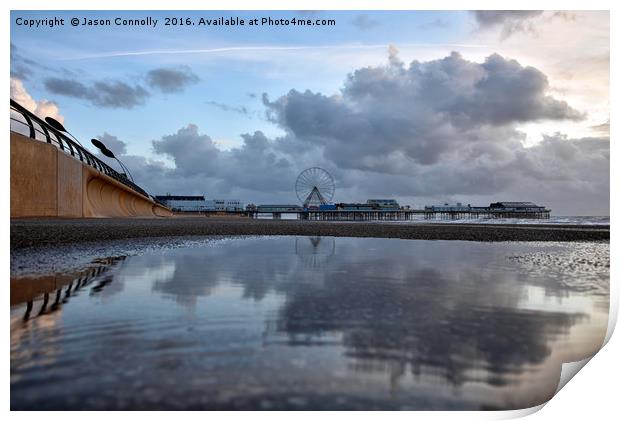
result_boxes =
[11,132,172,218]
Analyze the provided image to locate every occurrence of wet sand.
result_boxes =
[11,217,609,249]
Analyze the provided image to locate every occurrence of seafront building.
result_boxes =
[155,195,244,212]
[154,195,208,212]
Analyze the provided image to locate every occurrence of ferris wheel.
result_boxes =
[295,167,335,208]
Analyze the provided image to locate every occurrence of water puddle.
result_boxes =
[10,237,609,410]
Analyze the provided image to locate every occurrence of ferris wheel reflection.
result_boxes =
[294,236,336,269]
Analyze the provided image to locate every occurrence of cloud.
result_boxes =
[93,80,149,108]
[87,49,606,215]
[95,132,127,155]
[44,76,149,109]
[206,101,249,115]
[11,77,64,124]
[43,66,199,108]
[590,120,610,137]
[44,78,90,98]
[255,49,606,214]
[418,19,450,30]
[11,43,74,81]
[152,124,221,177]
[350,14,380,31]
[472,11,544,39]
[473,11,544,27]
[146,125,295,196]
[264,51,583,169]
[146,66,199,93]
[10,43,33,80]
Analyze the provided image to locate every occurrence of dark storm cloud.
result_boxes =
[350,14,380,31]
[44,77,149,109]
[146,66,199,93]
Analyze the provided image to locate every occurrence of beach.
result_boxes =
[10,219,610,409]
[10,217,610,250]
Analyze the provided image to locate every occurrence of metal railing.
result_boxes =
[10,99,150,199]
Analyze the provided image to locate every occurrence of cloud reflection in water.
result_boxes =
[11,237,609,410]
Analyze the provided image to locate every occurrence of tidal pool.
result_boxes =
[10,237,609,410]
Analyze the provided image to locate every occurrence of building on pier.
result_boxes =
[366,199,400,210]
[424,201,550,220]
[336,203,375,211]
[333,200,401,211]
[425,202,471,212]
[256,204,303,213]
[489,202,547,211]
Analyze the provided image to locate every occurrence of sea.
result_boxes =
[403,215,610,225]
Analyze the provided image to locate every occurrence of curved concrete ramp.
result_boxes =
[11,132,172,218]
[83,170,171,217]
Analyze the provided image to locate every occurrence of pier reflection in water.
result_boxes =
[10,237,609,410]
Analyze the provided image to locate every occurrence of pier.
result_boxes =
[246,207,551,221]
[244,200,551,221]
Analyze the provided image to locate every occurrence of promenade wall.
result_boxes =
[11,132,172,218]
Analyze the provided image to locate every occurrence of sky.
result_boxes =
[10,10,610,215]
